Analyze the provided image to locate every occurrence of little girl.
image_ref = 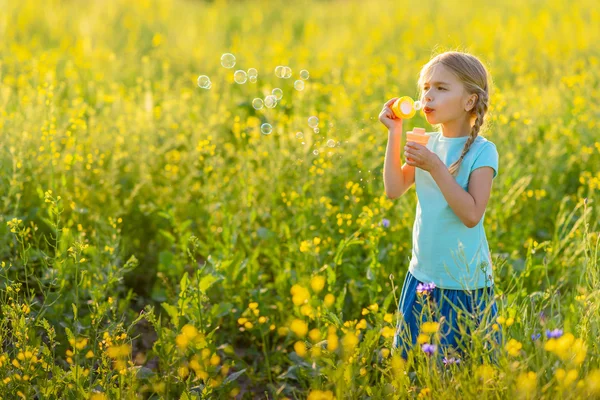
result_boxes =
[379,51,502,363]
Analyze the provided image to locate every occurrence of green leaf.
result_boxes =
[180,272,189,293]
[223,368,246,385]
[199,274,221,292]
[161,303,179,327]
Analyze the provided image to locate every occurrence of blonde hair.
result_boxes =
[417,51,492,177]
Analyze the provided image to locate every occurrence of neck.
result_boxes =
[440,118,473,138]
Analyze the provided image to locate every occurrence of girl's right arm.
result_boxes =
[379,98,416,199]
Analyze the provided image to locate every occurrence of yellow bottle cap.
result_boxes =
[391,96,416,119]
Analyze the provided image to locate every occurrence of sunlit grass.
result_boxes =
[0,0,599,398]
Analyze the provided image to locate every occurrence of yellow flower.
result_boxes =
[417,333,429,344]
[311,275,326,293]
[307,390,335,400]
[368,303,379,312]
[341,331,359,357]
[294,341,307,357]
[381,348,390,358]
[381,326,395,338]
[505,338,523,356]
[477,364,496,384]
[248,302,259,310]
[327,333,339,352]
[496,316,506,325]
[301,304,314,318]
[418,388,431,398]
[515,371,537,397]
[384,313,393,323]
[181,324,198,339]
[324,294,335,307]
[421,322,439,334]
[309,329,322,343]
[356,319,367,330]
[290,319,308,338]
[291,284,310,306]
[585,369,600,396]
[258,316,267,324]
[555,368,578,387]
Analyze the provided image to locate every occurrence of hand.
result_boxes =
[378,97,403,131]
[404,142,442,172]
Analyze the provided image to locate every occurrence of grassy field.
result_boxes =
[1,0,599,398]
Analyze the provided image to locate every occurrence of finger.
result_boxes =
[385,97,399,107]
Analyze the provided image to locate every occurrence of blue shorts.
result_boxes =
[392,270,502,363]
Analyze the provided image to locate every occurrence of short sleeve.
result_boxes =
[471,143,498,179]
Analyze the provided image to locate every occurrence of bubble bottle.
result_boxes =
[391,96,422,119]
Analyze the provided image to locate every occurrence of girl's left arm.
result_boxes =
[430,160,494,228]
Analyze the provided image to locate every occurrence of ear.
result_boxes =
[465,94,478,112]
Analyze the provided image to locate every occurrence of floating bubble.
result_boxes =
[197,75,211,89]
[249,76,257,83]
[283,66,292,79]
[313,149,319,155]
[299,69,310,80]
[264,95,277,108]
[327,139,336,147]
[252,98,264,110]
[248,68,258,78]
[294,80,305,91]
[261,123,273,135]
[274,66,285,78]
[272,88,283,100]
[221,53,236,68]
[314,128,320,134]
[296,132,304,139]
[414,100,422,110]
[234,70,248,84]
[308,116,319,128]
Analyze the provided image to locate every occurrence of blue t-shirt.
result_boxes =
[408,131,499,290]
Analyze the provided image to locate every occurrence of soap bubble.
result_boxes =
[313,149,319,155]
[308,116,319,128]
[197,75,211,89]
[272,88,283,100]
[249,76,257,83]
[234,70,248,84]
[299,69,310,80]
[247,68,258,79]
[314,128,320,134]
[414,100,422,110]
[294,80,305,91]
[327,139,336,147]
[252,98,264,110]
[221,53,236,68]
[274,66,285,78]
[261,123,273,135]
[264,95,277,108]
[296,132,304,139]
[283,66,292,78]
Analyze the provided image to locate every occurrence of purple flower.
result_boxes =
[380,218,390,228]
[422,344,437,356]
[531,332,541,341]
[417,282,436,295]
[546,328,563,339]
[442,357,461,365]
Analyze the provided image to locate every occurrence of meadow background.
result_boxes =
[1,0,599,398]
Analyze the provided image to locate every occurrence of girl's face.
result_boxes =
[420,64,476,126]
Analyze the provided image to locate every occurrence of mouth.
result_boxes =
[423,107,435,114]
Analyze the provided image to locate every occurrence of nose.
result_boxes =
[422,89,433,103]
